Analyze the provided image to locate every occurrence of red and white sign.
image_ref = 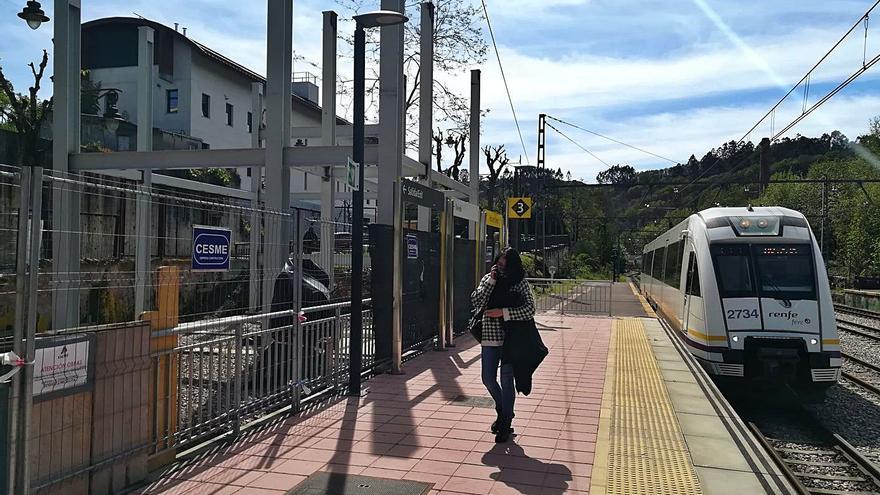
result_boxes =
[33,340,90,396]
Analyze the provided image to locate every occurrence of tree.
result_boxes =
[0,50,52,167]
[596,164,636,185]
[483,144,509,211]
[334,0,487,148]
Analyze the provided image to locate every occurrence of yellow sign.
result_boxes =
[507,197,533,219]
[485,210,503,229]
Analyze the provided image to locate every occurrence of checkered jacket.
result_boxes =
[471,274,536,347]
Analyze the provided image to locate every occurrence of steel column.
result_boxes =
[249,82,264,312]
[350,24,367,395]
[418,2,435,178]
[135,26,155,317]
[263,0,293,311]
[468,70,481,239]
[377,0,406,226]
[320,11,339,291]
[52,0,82,331]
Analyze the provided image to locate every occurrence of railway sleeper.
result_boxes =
[792,471,867,482]
[811,489,880,495]
[784,459,851,467]
[777,447,838,456]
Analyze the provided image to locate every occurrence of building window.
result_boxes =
[166,89,179,113]
[226,103,234,127]
[247,112,253,134]
[201,93,211,118]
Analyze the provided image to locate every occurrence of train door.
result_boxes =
[682,249,697,335]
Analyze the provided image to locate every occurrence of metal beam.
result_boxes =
[321,10,339,290]
[292,124,377,139]
[70,148,265,171]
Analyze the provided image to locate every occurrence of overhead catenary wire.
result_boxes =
[545,115,682,164]
[680,0,880,194]
[545,121,611,167]
[480,0,530,165]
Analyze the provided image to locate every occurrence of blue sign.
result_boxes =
[192,225,232,272]
[406,235,419,259]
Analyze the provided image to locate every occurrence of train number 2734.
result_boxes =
[726,309,759,319]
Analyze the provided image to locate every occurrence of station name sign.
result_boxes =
[401,179,445,210]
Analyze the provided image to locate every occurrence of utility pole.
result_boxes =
[759,137,770,195]
[538,114,546,274]
[821,175,828,256]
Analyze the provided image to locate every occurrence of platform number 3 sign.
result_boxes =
[507,197,533,219]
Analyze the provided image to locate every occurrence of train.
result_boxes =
[640,206,840,391]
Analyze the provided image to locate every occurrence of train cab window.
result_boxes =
[753,244,816,300]
[711,244,754,298]
[685,252,701,297]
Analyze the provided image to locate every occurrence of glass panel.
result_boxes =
[711,244,754,298]
[753,244,816,300]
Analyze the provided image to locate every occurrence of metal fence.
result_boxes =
[528,278,613,316]
[2,165,378,493]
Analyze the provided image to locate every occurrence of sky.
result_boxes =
[2,0,880,182]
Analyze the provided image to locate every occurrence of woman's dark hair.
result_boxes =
[495,247,525,283]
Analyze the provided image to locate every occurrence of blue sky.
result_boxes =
[2,0,880,181]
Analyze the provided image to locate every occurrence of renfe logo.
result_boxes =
[192,226,232,272]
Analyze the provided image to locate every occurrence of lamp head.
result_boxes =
[18,1,49,30]
[354,10,408,29]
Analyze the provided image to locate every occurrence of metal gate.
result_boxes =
[402,230,441,350]
[452,238,476,335]
[529,278,613,316]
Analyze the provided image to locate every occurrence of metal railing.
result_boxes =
[528,278,613,316]
[161,299,374,449]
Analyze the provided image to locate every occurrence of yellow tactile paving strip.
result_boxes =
[592,319,702,495]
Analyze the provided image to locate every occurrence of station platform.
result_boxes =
[137,314,793,495]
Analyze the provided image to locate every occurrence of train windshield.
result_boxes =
[753,245,816,300]
[711,244,754,298]
[711,243,816,300]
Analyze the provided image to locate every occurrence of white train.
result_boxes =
[641,207,840,390]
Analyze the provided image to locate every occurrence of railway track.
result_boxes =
[747,407,880,495]
[835,304,880,321]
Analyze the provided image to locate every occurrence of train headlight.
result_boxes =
[732,335,739,342]
[757,219,769,229]
[739,219,751,229]
[810,338,818,345]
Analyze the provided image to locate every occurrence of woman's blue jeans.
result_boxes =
[481,345,515,419]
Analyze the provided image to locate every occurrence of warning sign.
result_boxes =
[507,197,533,219]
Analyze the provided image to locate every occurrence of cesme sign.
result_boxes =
[192,225,232,272]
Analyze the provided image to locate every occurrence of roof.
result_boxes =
[696,206,804,221]
[82,17,350,124]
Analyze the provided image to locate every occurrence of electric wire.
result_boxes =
[545,121,611,167]
[680,0,880,194]
[480,0,531,165]
[546,115,682,164]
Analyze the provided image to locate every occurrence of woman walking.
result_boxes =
[471,248,535,442]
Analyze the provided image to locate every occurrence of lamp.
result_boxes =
[18,1,49,30]
[348,9,408,397]
[102,90,125,133]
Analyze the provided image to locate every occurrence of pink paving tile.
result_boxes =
[434,438,478,451]
[517,436,558,449]
[370,455,420,471]
[247,472,306,491]
[271,459,326,476]
[411,459,462,476]
[320,463,366,475]
[423,447,470,463]
[230,487,285,494]
[443,429,484,441]
[452,463,500,480]
[441,477,496,494]
[401,470,451,488]
[359,466,409,479]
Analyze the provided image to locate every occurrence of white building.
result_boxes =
[82,17,362,216]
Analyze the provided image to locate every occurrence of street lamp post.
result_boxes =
[17,1,49,30]
[349,10,408,397]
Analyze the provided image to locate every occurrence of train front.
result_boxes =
[705,207,840,390]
